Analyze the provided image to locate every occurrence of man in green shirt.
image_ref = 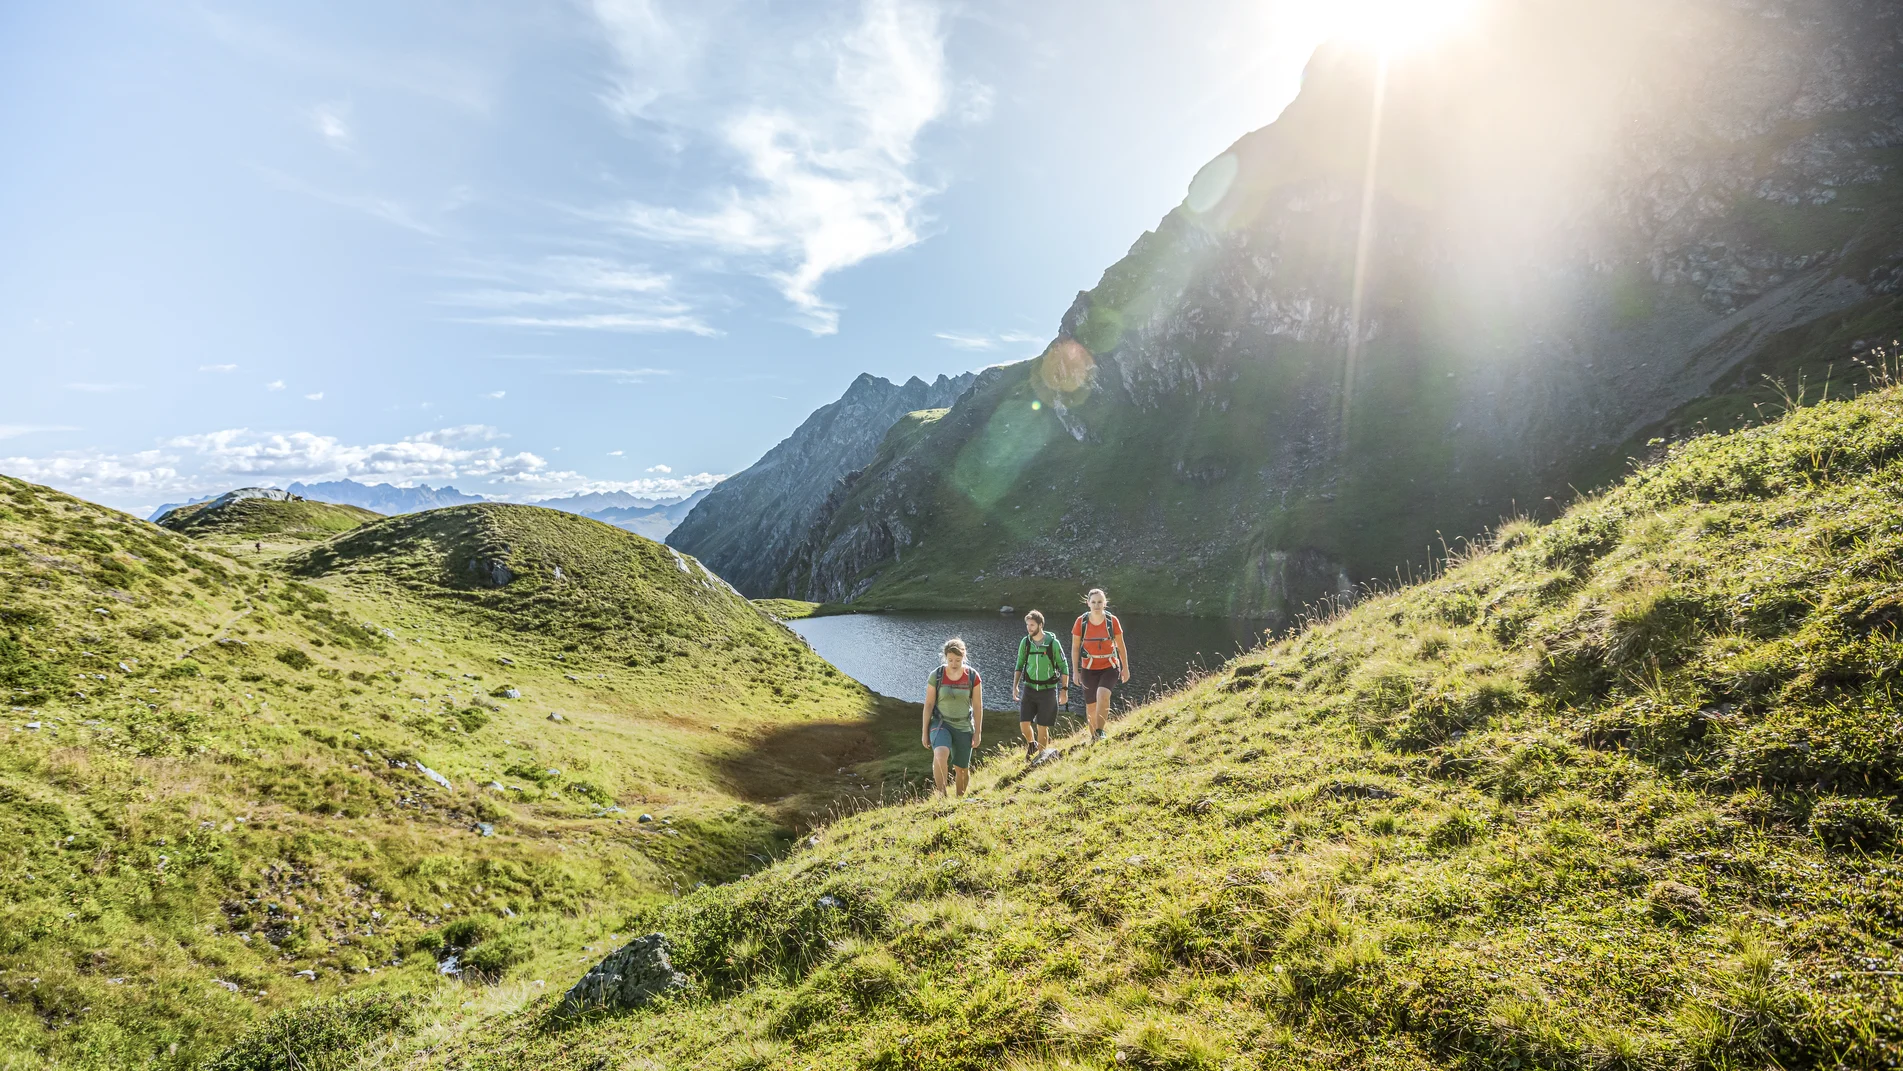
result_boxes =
[1012,610,1070,761]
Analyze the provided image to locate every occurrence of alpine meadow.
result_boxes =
[6,0,1903,1068]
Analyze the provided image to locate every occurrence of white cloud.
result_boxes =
[164,426,544,484]
[65,382,137,393]
[646,463,671,473]
[593,0,955,335]
[486,390,506,399]
[510,472,725,497]
[440,255,715,335]
[305,392,325,401]
[311,103,352,149]
[607,450,624,456]
[199,363,239,373]
[253,165,443,236]
[266,380,286,391]
[935,329,1046,351]
[0,425,80,439]
[0,449,191,499]
[554,367,672,384]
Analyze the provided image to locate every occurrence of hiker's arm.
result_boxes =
[1115,632,1131,682]
[922,684,935,748]
[1054,638,1070,690]
[1012,640,1024,698]
[971,680,983,747]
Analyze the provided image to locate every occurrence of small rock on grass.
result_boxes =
[560,934,687,1015]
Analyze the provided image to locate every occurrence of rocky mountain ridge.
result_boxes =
[666,372,975,596]
[773,0,1903,620]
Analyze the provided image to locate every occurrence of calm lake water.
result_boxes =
[790,611,1273,710]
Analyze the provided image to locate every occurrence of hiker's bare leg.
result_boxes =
[932,747,951,798]
[1020,720,1036,746]
[1092,688,1113,732]
[953,766,969,797]
[1036,724,1049,750]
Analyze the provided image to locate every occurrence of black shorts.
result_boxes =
[1019,687,1059,726]
[1080,665,1120,695]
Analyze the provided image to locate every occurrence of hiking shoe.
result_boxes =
[1094,728,1108,744]
[1024,738,1039,761]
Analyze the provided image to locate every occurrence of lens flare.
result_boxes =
[1321,0,1477,55]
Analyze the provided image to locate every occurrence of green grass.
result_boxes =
[750,600,822,621]
[0,486,922,1069]
[157,498,383,541]
[362,384,1903,1070]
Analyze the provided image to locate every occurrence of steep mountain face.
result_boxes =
[781,0,1903,620]
[667,372,975,596]
[287,479,487,514]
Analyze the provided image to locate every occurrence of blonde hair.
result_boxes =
[941,636,967,658]
[1083,587,1108,607]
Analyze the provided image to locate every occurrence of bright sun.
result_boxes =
[1319,0,1478,54]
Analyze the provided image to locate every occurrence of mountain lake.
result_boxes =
[790,610,1275,711]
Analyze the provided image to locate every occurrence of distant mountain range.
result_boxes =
[667,372,975,596]
[151,479,714,540]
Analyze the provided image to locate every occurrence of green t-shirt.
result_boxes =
[1016,632,1069,688]
[930,666,980,731]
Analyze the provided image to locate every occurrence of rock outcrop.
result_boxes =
[774,0,1903,622]
[560,933,688,1014]
[666,372,974,596]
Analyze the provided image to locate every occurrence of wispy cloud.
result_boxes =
[591,0,957,335]
[486,390,507,399]
[253,165,442,236]
[646,463,671,473]
[607,449,624,456]
[310,102,352,150]
[199,363,239,373]
[440,255,715,335]
[266,380,286,391]
[0,424,80,440]
[553,367,672,384]
[935,329,1045,351]
[305,392,325,401]
[65,382,137,393]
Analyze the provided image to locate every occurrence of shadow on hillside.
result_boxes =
[714,698,939,828]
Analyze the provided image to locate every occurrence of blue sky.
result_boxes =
[2,0,1339,514]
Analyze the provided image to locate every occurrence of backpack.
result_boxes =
[1074,613,1121,670]
[1020,634,1062,686]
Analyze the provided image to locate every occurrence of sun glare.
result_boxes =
[1321,0,1477,54]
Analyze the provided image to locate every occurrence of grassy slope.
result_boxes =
[157,498,383,542]
[0,487,914,1069]
[370,385,1903,1069]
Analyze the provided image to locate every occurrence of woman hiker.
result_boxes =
[1071,588,1130,744]
[922,637,983,799]
[1012,610,1070,761]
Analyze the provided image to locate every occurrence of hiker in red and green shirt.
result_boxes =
[1012,610,1070,761]
[922,637,983,799]
[1071,588,1130,744]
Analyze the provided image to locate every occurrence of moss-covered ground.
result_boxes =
[294,383,1903,1070]
[0,488,919,1069]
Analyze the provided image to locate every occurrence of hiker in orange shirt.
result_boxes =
[1070,588,1129,744]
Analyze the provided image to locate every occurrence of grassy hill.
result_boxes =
[0,486,916,1069]
[303,382,1903,1069]
[155,496,382,544]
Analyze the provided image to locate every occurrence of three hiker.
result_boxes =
[922,637,982,799]
[1012,610,1069,760]
[1071,588,1129,744]
[922,589,1133,795]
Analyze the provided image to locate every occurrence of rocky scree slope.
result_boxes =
[337,382,1903,1071]
[667,372,973,597]
[782,0,1903,621]
[0,480,906,1069]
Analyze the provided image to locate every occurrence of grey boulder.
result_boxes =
[560,933,688,1014]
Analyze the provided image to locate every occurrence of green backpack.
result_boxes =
[1021,634,1063,687]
